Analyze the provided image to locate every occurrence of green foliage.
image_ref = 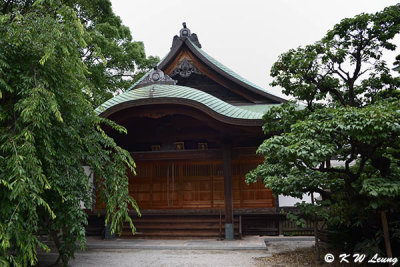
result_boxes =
[247,4,400,255]
[395,54,400,70]
[0,0,152,265]
[75,0,159,107]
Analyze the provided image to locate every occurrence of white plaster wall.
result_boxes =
[278,160,346,207]
[80,166,94,209]
[279,194,312,207]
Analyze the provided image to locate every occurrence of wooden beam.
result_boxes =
[130,147,262,161]
[132,149,222,161]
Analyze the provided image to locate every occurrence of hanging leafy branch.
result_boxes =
[0,0,153,265]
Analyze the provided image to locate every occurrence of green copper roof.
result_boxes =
[96,84,264,120]
[186,39,282,99]
[238,104,281,114]
[128,39,286,103]
[128,73,149,90]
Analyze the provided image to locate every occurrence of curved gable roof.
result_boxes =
[184,39,286,103]
[96,84,264,126]
[129,36,287,104]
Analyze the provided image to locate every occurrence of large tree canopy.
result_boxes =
[0,0,155,265]
[247,4,400,255]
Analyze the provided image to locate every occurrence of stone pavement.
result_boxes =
[85,235,269,250]
[38,236,314,266]
[83,236,314,251]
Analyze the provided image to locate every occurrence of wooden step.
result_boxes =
[121,231,242,239]
[123,229,221,237]
[120,214,241,239]
[130,217,239,224]
[124,222,239,230]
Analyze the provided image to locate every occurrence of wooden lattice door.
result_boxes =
[128,158,274,210]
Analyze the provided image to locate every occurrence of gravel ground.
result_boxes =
[264,240,315,254]
[37,238,315,267]
[38,249,271,267]
[255,247,367,267]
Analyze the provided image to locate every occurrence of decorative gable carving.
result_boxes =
[136,64,176,88]
[170,59,201,78]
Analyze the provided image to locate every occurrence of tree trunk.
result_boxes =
[311,193,321,264]
[380,210,392,261]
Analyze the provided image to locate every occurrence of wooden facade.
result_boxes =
[128,157,273,210]
[93,23,287,239]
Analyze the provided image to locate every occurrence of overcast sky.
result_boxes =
[110,0,400,99]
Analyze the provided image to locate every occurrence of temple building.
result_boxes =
[94,23,290,239]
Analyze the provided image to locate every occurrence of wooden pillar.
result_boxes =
[104,224,115,239]
[275,195,284,236]
[223,144,234,240]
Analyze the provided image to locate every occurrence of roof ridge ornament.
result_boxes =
[180,22,191,38]
[172,22,202,49]
[136,64,177,88]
